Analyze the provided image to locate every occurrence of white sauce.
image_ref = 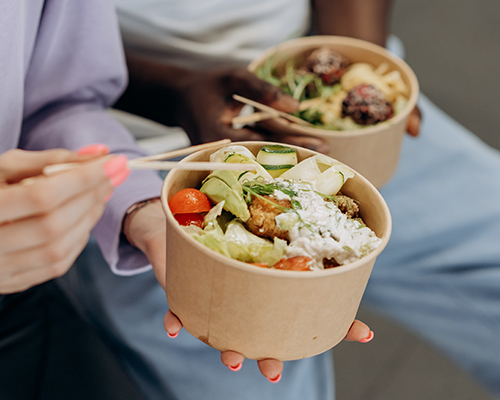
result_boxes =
[273,181,382,270]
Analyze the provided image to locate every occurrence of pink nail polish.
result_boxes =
[105,192,113,202]
[110,167,130,188]
[77,144,110,156]
[228,363,242,372]
[267,373,282,383]
[167,331,179,339]
[359,331,374,343]
[104,155,129,184]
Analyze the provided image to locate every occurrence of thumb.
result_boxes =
[225,68,299,113]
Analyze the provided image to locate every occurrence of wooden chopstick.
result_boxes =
[43,159,256,175]
[232,94,314,127]
[128,138,231,165]
[129,161,256,171]
[232,111,275,126]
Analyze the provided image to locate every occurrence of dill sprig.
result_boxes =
[242,181,302,212]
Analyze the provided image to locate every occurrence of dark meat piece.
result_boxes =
[246,195,290,241]
[323,258,340,269]
[306,46,350,86]
[342,84,394,125]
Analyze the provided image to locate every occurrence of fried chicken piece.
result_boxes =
[245,195,290,241]
[333,193,360,219]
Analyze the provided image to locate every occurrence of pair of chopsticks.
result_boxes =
[43,139,256,176]
[231,94,314,127]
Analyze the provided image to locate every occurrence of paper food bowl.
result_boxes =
[160,141,392,361]
[248,36,419,188]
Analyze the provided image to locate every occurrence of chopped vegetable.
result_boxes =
[256,145,298,178]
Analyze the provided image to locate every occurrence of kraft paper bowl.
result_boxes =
[248,36,419,188]
[161,141,392,361]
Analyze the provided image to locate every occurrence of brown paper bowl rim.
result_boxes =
[161,141,392,279]
[247,35,419,139]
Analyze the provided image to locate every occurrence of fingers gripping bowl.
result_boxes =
[248,36,419,188]
[161,141,391,361]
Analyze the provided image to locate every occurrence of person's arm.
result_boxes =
[312,0,392,47]
[19,1,164,275]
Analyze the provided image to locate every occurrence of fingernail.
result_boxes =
[109,167,130,188]
[228,363,242,372]
[267,373,282,383]
[359,331,374,343]
[167,331,179,339]
[105,192,113,202]
[104,155,129,186]
[77,144,110,156]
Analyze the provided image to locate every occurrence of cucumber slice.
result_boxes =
[256,145,298,178]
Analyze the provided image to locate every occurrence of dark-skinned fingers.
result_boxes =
[406,105,422,137]
[222,68,299,113]
[0,175,111,254]
[276,135,331,154]
[1,231,91,294]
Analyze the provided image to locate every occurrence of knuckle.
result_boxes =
[38,213,64,239]
[25,187,54,213]
[43,243,67,265]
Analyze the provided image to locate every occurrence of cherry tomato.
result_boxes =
[169,188,211,214]
[273,256,313,271]
[174,213,204,228]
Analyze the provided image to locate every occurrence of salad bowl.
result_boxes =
[248,36,419,188]
[160,141,391,360]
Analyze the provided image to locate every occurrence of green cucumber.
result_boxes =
[256,145,298,178]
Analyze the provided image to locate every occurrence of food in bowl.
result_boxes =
[168,144,382,271]
[255,45,409,130]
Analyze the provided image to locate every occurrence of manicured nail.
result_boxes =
[267,373,282,383]
[359,331,374,343]
[228,363,242,372]
[105,192,113,202]
[167,331,179,339]
[77,144,110,156]
[104,155,129,186]
[109,167,130,188]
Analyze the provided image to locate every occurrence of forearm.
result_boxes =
[114,53,195,127]
[312,0,392,47]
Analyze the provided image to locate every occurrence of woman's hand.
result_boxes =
[124,201,375,382]
[0,146,129,294]
[164,309,374,382]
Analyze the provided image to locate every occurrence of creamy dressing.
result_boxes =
[273,181,381,270]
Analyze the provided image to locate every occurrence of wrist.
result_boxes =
[122,198,161,247]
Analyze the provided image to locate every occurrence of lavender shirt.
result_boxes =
[0,0,164,275]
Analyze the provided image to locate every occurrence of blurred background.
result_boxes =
[392,0,500,151]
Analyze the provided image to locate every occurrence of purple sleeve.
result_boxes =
[19,0,164,275]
